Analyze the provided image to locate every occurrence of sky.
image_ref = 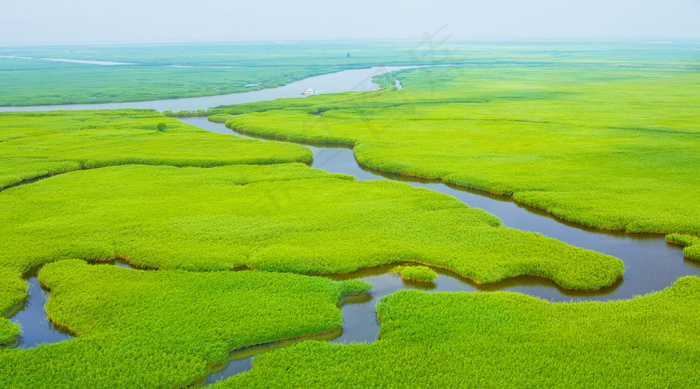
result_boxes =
[1,0,699,46]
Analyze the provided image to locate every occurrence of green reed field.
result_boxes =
[392,265,437,283]
[0,110,311,189]
[0,260,370,388]
[212,63,700,237]
[218,276,700,389]
[0,107,625,362]
[667,234,700,261]
[0,57,335,106]
[0,162,622,290]
[0,268,25,346]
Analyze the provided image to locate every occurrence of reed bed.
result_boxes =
[215,64,700,235]
[0,110,311,190]
[392,265,437,283]
[0,260,370,388]
[219,276,700,388]
[0,163,623,292]
[666,233,700,261]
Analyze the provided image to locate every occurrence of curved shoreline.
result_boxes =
[226,121,698,240]
[0,66,414,113]
[176,116,699,303]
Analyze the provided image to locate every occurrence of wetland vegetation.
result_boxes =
[667,234,700,261]
[0,161,623,290]
[220,277,700,388]
[392,265,438,283]
[0,260,369,388]
[0,41,463,107]
[1,41,698,388]
[0,268,25,346]
[213,63,700,237]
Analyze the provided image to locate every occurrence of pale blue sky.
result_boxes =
[1,0,699,45]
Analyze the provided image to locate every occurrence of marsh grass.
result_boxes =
[0,269,25,346]
[0,163,623,291]
[0,110,311,189]
[0,260,370,388]
[0,57,337,107]
[3,42,695,106]
[218,276,700,388]
[214,64,700,235]
[392,265,437,283]
[666,233,700,261]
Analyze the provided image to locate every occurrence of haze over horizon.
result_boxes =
[1,0,699,46]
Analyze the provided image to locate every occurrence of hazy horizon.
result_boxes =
[2,0,699,46]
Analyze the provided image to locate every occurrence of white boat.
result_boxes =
[301,88,315,95]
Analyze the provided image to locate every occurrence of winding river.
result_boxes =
[0,66,409,113]
[3,66,698,386]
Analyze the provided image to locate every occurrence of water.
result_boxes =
[0,66,410,113]
[7,260,133,349]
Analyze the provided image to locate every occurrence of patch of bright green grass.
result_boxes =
[217,276,700,388]
[0,268,25,346]
[0,110,311,189]
[666,234,700,261]
[215,65,700,235]
[0,260,370,388]
[208,113,236,123]
[392,265,437,283]
[0,163,622,291]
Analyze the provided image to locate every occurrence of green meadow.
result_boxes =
[0,268,25,346]
[0,260,370,388]
[219,276,700,389]
[0,162,622,290]
[212,63,700,236]
[392,265,437,283]
[0,110,311,190]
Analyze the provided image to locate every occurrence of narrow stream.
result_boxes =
[180,116,700,385]
[8,260,133,349]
